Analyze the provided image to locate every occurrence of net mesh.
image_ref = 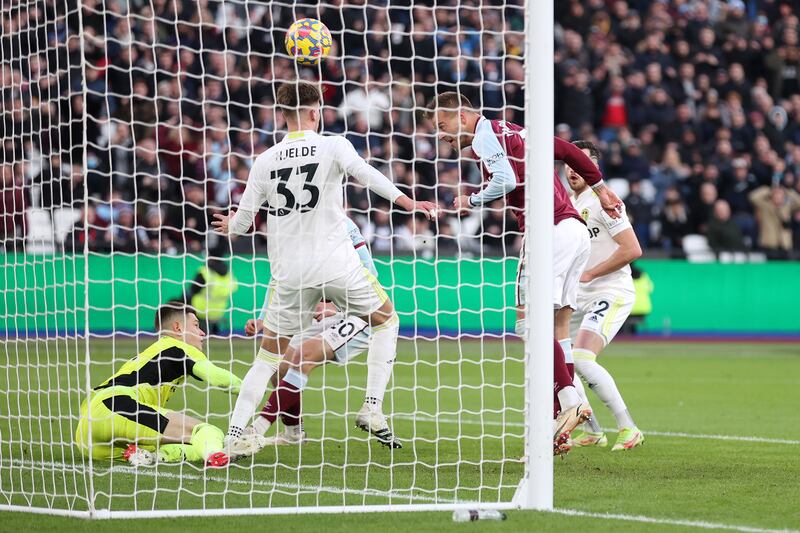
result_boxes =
[1,0,529,515]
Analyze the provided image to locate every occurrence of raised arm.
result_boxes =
[554,137,604,187]
[212,158,268,235]
[748,185,771,208]
[336,137,440,219]
[556,136,622,218]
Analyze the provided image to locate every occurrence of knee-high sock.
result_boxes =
[574,349,635,430]
[158,423,224,463]
[516,321,579,414]
[254,369,307,435]
[572,371,589,403]
[365,313,398,410]
[280,395,302,427]
[572,375,603,432]
[227,350,282,438]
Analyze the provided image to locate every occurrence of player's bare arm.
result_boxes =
[395,194,441,220]
[580,228,642,283]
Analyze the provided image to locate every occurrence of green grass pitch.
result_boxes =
[1,339,799,531]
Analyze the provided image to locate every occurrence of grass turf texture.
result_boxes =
[1,340,799,531]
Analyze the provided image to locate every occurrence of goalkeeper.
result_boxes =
[74,301,242,467]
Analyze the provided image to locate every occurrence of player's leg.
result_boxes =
[253,314,371,437]
[226,283,315,450]
[573,293,643,451]
[225,329,289,439]
[157,411,228,465]
[335,267,402,447]
[566,299,606,447]
[78,391,227,466]
[552,220,593,451]
[363,299,398,411]
[356,299,402,447]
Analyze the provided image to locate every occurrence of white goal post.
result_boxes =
[0,0,554,517]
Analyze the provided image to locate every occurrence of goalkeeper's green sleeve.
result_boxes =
[192,359,242,393]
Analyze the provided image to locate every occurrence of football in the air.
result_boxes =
[285,18,332,66]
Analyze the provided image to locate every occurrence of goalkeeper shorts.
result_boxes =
[75,386,170,460]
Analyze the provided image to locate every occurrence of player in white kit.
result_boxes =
[566,141,645,452]
[212,81,438,456]
[243,218,401,447]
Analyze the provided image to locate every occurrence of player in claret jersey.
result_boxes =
[430,92,622,454]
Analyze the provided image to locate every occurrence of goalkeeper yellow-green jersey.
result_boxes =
[93,336,241,408]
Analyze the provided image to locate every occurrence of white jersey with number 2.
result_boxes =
[229,130,402,288]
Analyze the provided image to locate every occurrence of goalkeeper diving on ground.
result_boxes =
[74,301,242,467]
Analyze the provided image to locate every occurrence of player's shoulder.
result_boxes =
[317,132,349,148]
[253,143,281,167]
[472,117,502,153]
[575,189,603,221]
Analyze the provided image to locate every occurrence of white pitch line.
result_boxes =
[5,460,799,532]
[551,508,800,533]
[396,414,800,445]
[7,459,456,505]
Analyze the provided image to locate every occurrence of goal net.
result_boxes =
[1,0,553,517]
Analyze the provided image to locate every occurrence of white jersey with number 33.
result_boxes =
[234,130,401,288]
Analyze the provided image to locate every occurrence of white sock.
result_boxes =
[365,313,398,411]
[572,372,589,403]
[514,319,525,338]
[252,415,271,436]
[574,349,635,430]
[558,338,573,365]
[572,376,603,432]
[556,386,581,410]
[227,349,282,438]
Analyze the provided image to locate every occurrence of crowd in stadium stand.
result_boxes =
[2,0,800,259]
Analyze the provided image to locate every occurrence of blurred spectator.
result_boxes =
[479,200,516,254]
[690,182,719,234]
[105,207,138,254]
[706,199,746,254]
[5,0,800,261]
[364,209,394,255]
[749,184,800,257]
[659,187,692,254]
[1,164,25,250]
[395,214,436,259]
[624,179,653,248]
[66,204,108,253]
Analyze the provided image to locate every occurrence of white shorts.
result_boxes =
[264,266,388,336]
[569,286,635,347]
[516,217,591,310]
[288,312,370,363]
